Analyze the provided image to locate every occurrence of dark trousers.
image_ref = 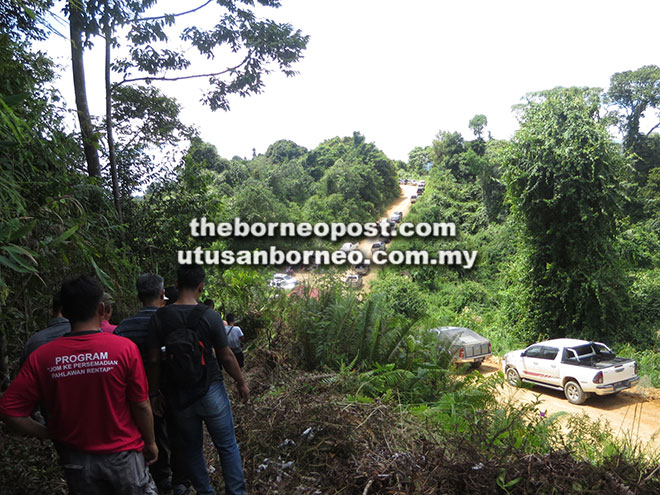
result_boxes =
[150,406,190,486]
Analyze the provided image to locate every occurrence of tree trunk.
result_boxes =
[105,21,122,222]
[70,2,101,177]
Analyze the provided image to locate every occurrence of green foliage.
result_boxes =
[0,31,142,380]
[206,266,272,341]
[352,362,451,404]
[368,272,427,320]
[431,130,469,180]
[285,283,421,372]
[264,139,308,164]
[469,114,488,139]
[606,65,660,151]
[406,146,432,175]
[505,87,628,342]
[111,84,194,197]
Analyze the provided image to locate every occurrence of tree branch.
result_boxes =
[116,53,252,86]
[645,120,660,137]
[132,0,214,23]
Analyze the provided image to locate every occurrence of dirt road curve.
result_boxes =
[293,185,417,290]
[481,356,660,452]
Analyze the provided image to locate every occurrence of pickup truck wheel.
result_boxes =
[564,380,586,405]
[505,367,521,386]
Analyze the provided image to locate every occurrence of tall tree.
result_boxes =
[506,87,627,342]
[59,0,308,215]
[67,0,102,177]
[468,114,488,139]
[607,65,660,151]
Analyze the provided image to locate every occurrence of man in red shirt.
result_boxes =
[0,275,158,494]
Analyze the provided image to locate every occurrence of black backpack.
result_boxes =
[161,304,211,395]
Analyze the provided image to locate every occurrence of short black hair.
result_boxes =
[164,286,178,305]
[225,313,235,323]
[202,298,214,308]
[177,264,205,290]
[60,276,103,324]
[136,273,164,303]
[52,292,63,314]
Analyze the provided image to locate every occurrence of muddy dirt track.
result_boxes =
[293,187,660,453]
[481,356,660,452]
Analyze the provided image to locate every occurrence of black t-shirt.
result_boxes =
[147,304,228,387]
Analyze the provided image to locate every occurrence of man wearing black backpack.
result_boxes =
[147,264,249,495]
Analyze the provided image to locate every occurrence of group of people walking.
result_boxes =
[0,264,247,495]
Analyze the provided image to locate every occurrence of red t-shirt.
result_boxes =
[100,320,117,333]
[0,330,148,454]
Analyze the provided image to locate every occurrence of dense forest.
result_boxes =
[2,1,660,494]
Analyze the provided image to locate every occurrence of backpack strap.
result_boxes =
[186,304,208,331]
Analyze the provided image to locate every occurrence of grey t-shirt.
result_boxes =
[147,304,229,388]
[21,317,71,366]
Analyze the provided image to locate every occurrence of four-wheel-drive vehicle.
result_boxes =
[378,233,392,244]
[343,274,363,288]
[502,339,639,405]
[371,241,386,252]
[340,242,359,253]
[390,211,402,223]
[269,273,299,290]
[410,194,418,203]
[429,326,492,369]
[354,262,370,275]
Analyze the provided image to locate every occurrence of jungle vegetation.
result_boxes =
[1,1,660,493]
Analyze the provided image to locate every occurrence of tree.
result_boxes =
[607,65,660,151]
[58,0,309,217]
[407,146,432,175]
[431,130,470,180]
[264,139,308,164]
[506,87,628,342]
[468,114,488,139]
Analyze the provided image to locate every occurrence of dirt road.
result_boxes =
[293,184,418,290]
[357,184,418,289]
[481,356,660,452]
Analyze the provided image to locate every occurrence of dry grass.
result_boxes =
[2,344,660,494]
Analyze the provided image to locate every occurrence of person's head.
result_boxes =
[136,273,164,306]
[59,276,104,326]
[225,313,235,324]
[101,292,114,319]
[202,298,214,309]
[51,291,64,318]
[164,286,178,305]
[176,264,205,294]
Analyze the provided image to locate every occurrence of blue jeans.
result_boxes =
[170,380,245,495]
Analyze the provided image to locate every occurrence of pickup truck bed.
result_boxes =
[563,356,633,369]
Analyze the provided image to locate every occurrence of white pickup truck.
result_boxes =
[502,338,639,404]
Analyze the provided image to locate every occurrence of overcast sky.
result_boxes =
[42,0,660,162]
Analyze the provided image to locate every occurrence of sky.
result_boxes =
[40,0,660,162]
